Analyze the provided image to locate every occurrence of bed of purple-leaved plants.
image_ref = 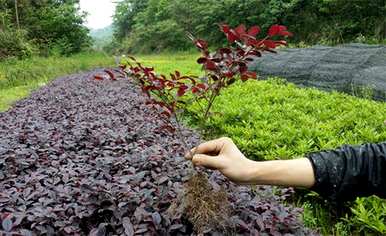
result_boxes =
[0,70,318,235]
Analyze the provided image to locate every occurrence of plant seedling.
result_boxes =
[98,23,292,233]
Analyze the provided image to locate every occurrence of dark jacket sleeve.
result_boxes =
[306,142,386,202]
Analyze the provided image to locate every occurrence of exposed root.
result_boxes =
[169,172,232,233]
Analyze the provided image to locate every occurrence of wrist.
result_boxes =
[244,159,263,184]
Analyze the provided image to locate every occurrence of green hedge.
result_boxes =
[186,78,386,235]
[190,79,386,161]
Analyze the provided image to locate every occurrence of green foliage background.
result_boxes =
[111,0,386,53]
[0,0,91,59]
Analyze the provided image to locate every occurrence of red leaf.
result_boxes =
[238,62,248,74]
[159,124,175,133]
[131,67,140,74]
[278,25,288,32]
[177,85,188,97]
[226,30,239,43]
[165,81,175,88]
[268,25,290,37]
[104,69,116,80]
[197,57,207,64]
[94,75,104,80]
[191,87,199,94]
[236,48,246,57]
[143,85,157,91]
[205,60,217,70]
[219,48,232,54]
[196,83,206,90]
[220,24,231,33]
[161,111,172,118]
[224,71,234,78]
[241,71,257,81]
[275,40,288,46]
[235,24,247,36]
[170,73,177,80]
[248,26,261,37]
[279,31,293,37]
[263,40,277,49]
[246,38,258,46]
[211,57,222,63]
[246,71,257,79]
[268,25,281,37]
[247,50,262,57]
[144,67,154,73]
[194,39,208,50]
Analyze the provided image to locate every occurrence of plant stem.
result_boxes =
[14,0,20,30]
[173,112,196,161]
[203,87,220,122]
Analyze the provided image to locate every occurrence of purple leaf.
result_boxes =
[151,212,162,225]
[122,217,134,236]
[2,216,12,232]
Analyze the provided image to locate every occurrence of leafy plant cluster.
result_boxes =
[118,24,291,126]
[111,0,386,53]
[0,69,315,235]
[0,29,36,60]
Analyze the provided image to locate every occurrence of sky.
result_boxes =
[79,0,119,30]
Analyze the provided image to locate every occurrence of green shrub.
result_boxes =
[121,19,191,53]
[188,78,386,161]
[186,78,386,235]
[0,29,36,60]
[345,196,386,234]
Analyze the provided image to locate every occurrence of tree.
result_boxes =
[110,0,386,53]
[0,0,91,58]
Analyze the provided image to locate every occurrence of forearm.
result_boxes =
[306,142,386,202]
[246,158,315,188]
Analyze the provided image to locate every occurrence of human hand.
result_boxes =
[185,137,257,184]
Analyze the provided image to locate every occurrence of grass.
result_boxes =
[131,52,386,235]
[0,52,114,111]
[133,51,201,76]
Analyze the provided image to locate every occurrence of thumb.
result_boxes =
[192,154,223,170]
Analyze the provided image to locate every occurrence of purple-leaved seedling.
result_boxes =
[98,23,292,233]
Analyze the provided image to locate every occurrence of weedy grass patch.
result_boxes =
[0,52,114,111]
